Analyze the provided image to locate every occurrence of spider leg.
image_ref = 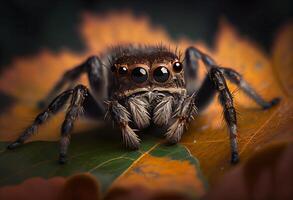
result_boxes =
[7,89,73,149]
[194,75,217,112]
[82,88,105,120]
[219,67,280,109]
[165,95,197,144]
[184,47,200,94]
[59,85,88,164]
[106,100,140,150]
[7,84,104,164]
[38,56,107,108]
[197,67,239,164]
[185,46,280,109]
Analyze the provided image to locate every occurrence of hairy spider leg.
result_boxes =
[59,85,87,164]
[165,94,197,144]
[210,67,239,164]
[7,85,105,164]
[7,89,73,149]
[184,46,280,164]
[184,47,216,94]
[218,67,280,109]
[106,100,141,150]
[185,47,280,110]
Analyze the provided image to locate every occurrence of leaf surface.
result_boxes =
[0,130,205,197]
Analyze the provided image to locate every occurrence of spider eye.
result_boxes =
[131,67,148,83]
[118,66,128,75]
[173,62,183,72]
[153,66,170,83]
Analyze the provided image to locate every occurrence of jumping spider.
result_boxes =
[7,44,280,164]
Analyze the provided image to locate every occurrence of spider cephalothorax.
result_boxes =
[7,44,280,164]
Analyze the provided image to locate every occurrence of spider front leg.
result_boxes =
[7,85,102,164]
[7,89,73,149]
[59,85,88,164]
[106,101,140,150]
[165,95,197,144]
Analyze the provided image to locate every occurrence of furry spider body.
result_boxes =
[7,44,280,164]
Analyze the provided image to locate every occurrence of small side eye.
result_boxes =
[118,66,128,75]
[173,62,183,72]
[153,66,170,83]
[131,67,148,83]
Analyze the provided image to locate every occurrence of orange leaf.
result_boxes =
[110,152,205,198]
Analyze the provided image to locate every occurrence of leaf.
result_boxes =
[110,141,206,197]
[0,130,205,197]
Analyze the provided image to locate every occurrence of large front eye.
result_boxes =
[153,66,170,83]
[131,67,148,83]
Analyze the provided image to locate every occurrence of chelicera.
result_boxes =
[7,44,280,164]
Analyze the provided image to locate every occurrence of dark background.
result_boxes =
[0,0,292,70]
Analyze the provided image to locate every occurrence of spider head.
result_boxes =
[109,45,185,97]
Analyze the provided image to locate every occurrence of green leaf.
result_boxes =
[0,129,205,195]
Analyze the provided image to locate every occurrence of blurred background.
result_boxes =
[0,0,292,70]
